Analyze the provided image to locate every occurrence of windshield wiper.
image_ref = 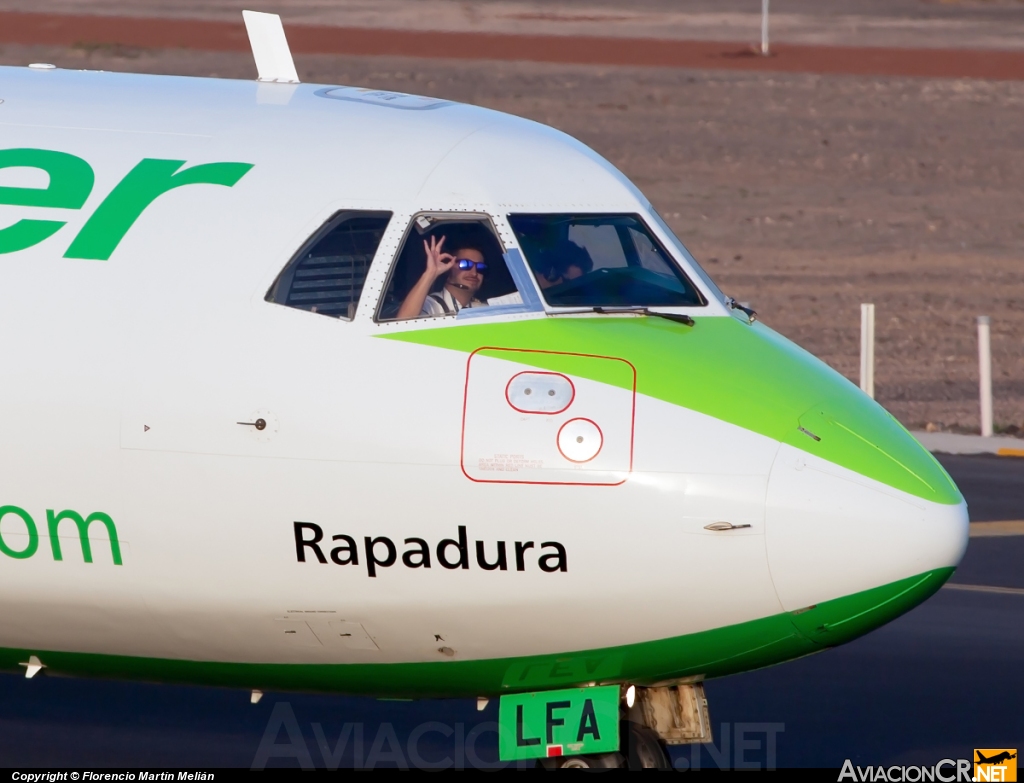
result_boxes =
[725,297,757,323]
[592,307,695,327]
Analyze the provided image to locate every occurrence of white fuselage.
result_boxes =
[0,67,966,682]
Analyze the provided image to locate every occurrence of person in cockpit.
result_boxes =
[535,241,594,290]
[397,235,488,318]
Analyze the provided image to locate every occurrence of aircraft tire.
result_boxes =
[624,721,672,770]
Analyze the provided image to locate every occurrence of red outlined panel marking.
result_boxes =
[461,347,636,486]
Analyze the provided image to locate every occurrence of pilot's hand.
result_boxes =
[423,235,455,280]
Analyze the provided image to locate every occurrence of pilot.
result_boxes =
[396,235,488,319]
[535,241,593,289]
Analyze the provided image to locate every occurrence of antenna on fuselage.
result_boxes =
[242,10,300,84]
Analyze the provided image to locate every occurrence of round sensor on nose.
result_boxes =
[557,418,603,463]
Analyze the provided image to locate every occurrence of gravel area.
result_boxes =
[4,0,1024,49]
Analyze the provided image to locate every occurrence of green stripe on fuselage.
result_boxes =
[380,316,960,505]
[0,568,952,697]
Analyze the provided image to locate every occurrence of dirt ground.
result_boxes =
[6,9,1024,81]
[5,0,1024,50]
[2,41,1022,433]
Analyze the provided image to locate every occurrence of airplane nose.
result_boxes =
[764,404,969,647]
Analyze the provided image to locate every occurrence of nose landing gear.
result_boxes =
[626,722,673,769]
[539,683,711,770]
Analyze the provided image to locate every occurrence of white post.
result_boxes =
[860,303,875,399]
[761,0,770,56]
[977,315,993,437]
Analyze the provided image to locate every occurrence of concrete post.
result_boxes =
[761,0,770,55]
[977,316,993,437]
[860,303,875,399]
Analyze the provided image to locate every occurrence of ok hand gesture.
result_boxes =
[423,235,456,280]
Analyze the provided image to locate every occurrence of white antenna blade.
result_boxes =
[243,10,300,84]
[20,654,46,679]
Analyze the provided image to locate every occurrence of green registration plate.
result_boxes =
[498,685,620,761]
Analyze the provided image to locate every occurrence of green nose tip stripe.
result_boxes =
[382,316,961,506]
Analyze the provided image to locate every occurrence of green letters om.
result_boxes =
[0,505,40,559]
[47,509,123,565]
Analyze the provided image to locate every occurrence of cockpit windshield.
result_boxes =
[507,214,706,309]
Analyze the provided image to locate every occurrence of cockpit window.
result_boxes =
[266,211,391,320]
[377,215,521,321]
[507,214,706,308]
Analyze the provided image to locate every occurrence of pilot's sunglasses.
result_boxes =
[456,259,487,271]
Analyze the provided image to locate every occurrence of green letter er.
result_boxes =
[65,158,254,261]
[0,148,94,254]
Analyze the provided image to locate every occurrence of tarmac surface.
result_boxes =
[0,454,1019,769]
